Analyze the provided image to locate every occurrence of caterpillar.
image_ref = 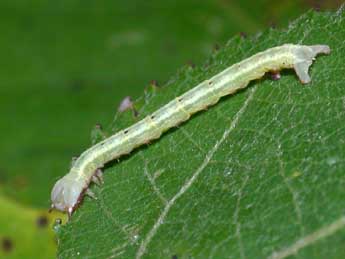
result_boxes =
[50,44,330,218]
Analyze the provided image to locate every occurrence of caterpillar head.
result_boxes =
[51,175,84,218]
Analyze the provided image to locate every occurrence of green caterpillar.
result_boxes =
[51,44,330,218]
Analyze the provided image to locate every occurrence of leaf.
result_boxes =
[0,193,65,259]
[57,8,345,259]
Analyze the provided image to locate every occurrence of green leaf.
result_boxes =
[57,8,345,259]
[0,193,64,259]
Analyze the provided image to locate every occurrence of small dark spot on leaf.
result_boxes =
[150,80,159,87]
[124,130,129,134]
[239,32,247,38]
[151,115,155,120]
[269,21,277,29]
[2,237,13,253]
[95,123,103,130]
[36,215,48,228]
[213,43,220,51]
[171,255,178,259]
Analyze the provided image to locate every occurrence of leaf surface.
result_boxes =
[57,8,345,259]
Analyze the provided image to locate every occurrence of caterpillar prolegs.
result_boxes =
[50,44,330,218]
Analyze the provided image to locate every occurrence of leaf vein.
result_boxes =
[135,86,258,259]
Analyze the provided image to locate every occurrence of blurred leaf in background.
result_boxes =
[0,193,66,258]
[0,0,341,258]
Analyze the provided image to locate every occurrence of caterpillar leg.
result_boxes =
[85,189,97,199]
[67,207,73,220]
[294,61,313,84]
[92,175,102,185]
[92,169,104,185]
[293,45,330,84]
[49,204,55,213]
[270,71,281,81]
